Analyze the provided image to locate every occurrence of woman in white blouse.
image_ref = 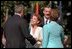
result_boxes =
[29,13,43,48]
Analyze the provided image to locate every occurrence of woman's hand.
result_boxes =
[2,34,6,47]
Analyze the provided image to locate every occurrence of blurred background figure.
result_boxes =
[0,27,3,48]
[63,35,68,48]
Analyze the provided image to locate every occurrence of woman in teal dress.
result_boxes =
[42,9,64,48]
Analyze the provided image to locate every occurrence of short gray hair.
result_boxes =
[14,4,24,13]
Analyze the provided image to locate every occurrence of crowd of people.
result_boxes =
[1,4,69,48]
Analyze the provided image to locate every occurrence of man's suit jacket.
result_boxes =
[4,15,36,48]
[40,17,44,27]
[40,17,51,27]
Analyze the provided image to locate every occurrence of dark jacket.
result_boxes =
[4,15,36,48]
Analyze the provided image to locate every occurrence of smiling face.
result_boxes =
[31,15,39,26]
[43,7,51,19]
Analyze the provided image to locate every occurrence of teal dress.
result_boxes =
[42,21,64,48]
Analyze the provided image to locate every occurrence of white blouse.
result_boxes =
[30,27,43,40]
[30,27,43,48]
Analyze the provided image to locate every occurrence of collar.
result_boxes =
[44,17,50,24]
[15,13,21,17]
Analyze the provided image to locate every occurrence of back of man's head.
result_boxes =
[14,4,24,14]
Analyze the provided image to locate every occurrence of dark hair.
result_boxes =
[31,13,42,26]
[43,6,51,11]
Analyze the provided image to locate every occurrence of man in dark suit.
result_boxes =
[41,7,52,27]
[3,4,36,48]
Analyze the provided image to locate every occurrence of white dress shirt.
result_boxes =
[44,17,50,25]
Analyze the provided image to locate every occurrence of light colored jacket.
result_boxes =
[42,21,64,48]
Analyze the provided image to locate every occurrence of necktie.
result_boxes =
[46,19,48,24]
